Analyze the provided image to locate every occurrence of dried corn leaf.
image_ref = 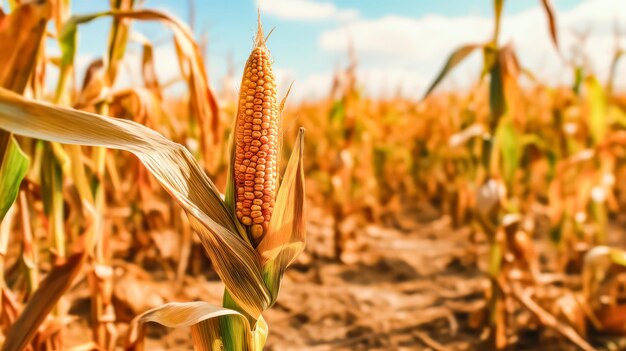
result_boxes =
[423,44,483,100]
[59,9,218,159]
[259,128,306,305]
[540,0,559,50]
[2,252,85,351]
[126,301,254,351]
[0,88,270,318]
[0,1,51,93]
[131,32,161,97]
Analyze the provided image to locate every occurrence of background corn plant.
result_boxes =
[0,1,305,350]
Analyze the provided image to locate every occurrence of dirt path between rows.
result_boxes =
[263,207,487,350]
[67,205,594,350]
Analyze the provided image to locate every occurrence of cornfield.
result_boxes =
[0,0,625,350]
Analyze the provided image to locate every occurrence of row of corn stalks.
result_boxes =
[0,0,306,350]
[1,0,626,350]
[292,0,626,349]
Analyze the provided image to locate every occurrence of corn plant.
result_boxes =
[0,5,305,349]
[420,0,587,349]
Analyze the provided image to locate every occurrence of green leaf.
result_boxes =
[251,315,268,351]
[58,14,102,71]
[609,105,626,129]
[585,76,607,146]
[520,134,547,151]
[546,150,557,181]
[41,144,66,257]
[0,136,29,223]
[549,221,562,244]
[495,120,520,187]
[489,53,506,128]
[56,13,104,101]
[488,237,502,277]
[219,292,268,351]
[422,44,482,100]
[221,291,248,351]
[481,44,498,78]
[609,247,626,268]
[105,0,135,83]
[329,100,345,126]
[373,146,388,182]
[573,66,584,95]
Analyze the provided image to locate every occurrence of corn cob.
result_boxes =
[234,23,278,241]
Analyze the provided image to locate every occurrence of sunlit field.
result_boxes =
[0,0,625,350]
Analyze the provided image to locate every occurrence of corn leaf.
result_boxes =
[132,32,162,97]
[495,120,520,187]
[573,66,584,95]
[489,53,506,127]
[251,315,268,351]
[607,49,624,93]
[0,0,46,223]
[422,44,482,100]
[540,0,559,50]
[41,145,66,257]
[493,0,504,43]
[0,88,270,318]
[126,301,252,351]
[0,137,29,223]
[58,9,218,150]
[585,76,607,146]
[190,318,224,351]
[481,44,498,78]
[0,1,51,93]
[56,13,103,100]
[220,291,248,351]
[51,0,70,35]
[106,0,135,84]
[259,128,306,305]
[3,252,85,351]
[196,312,267,351]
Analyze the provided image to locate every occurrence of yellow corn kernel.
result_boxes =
[234,26,278,241]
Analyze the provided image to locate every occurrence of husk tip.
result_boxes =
[255,8,265,48]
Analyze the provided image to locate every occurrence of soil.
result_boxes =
[64,204,616,350]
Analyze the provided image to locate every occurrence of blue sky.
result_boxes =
[3,0,624,98]
[67,0,583,88]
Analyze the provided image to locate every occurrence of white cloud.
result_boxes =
[276,70,334,101]
[258,0,359,22]
[317,0,626,97]
[108,41,183,91]
[272,66,432,102]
